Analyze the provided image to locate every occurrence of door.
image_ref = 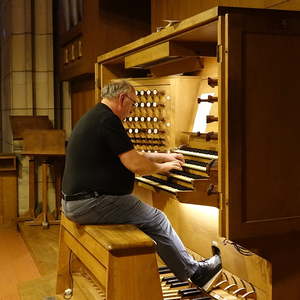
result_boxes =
[219,9,300,241]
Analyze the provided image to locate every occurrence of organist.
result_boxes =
[61,80,222,290]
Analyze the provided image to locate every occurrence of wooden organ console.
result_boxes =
[56,6,300,300]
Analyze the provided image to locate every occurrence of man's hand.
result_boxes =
[165,152,185,163]
[120,149,185,176]
[159,159,184,174]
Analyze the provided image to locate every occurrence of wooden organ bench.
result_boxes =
[56,214,163,300]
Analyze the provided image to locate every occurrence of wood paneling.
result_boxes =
[70,76,97,127]
[57,0,151,80]
[71,88,96,127]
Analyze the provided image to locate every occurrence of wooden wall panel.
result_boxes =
[71,88,96,128]
[70,76,97,127]
[57,0,151,80]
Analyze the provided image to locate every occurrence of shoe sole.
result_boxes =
[202,269,222,292]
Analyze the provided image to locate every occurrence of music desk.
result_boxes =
[22,129,66,229]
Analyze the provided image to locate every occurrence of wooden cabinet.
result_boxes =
[96,6,300,242]
[0,155,17,225]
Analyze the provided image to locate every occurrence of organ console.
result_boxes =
[57,6,300,300]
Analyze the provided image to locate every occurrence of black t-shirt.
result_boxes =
[62,103,134,195]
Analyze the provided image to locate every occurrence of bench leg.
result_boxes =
[56,225,72,294]
[107,252,163,300]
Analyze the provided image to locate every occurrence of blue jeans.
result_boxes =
[62,193,199,280]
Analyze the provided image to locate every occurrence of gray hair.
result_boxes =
[101,80,134,99]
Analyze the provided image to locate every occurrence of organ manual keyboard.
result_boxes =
[135,144,219,207]
[56,6,300,300]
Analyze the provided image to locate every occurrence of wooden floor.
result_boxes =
[0,223,60,300]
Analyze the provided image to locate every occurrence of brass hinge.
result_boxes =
[218,192,224,210]
[216,44,223,63]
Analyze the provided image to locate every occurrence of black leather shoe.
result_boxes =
[190,248,222,291]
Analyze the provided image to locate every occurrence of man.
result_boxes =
[62,80,221,289]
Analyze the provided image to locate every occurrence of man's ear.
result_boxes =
[119,93,126,105]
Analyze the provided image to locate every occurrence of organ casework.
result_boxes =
[58,6,300,300]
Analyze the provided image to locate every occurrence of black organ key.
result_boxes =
[178,287,199,294]
[170,170,206,179]
[158,266,172,274]
[180,289,202,297]
[170,281,190,288]
[185,160,208,167]
[159,266,170,270]
[162,275,177,282]
[166,278,180,284]
[143,176,192,191]
[159,269,172,274]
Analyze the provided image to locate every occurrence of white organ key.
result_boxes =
[182,162,206,172]
[168,173,193,183]
[135,177,180,193]
[173,149,218,160]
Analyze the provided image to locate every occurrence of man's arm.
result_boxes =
[119,149,184,176]
[140,152,185,163]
